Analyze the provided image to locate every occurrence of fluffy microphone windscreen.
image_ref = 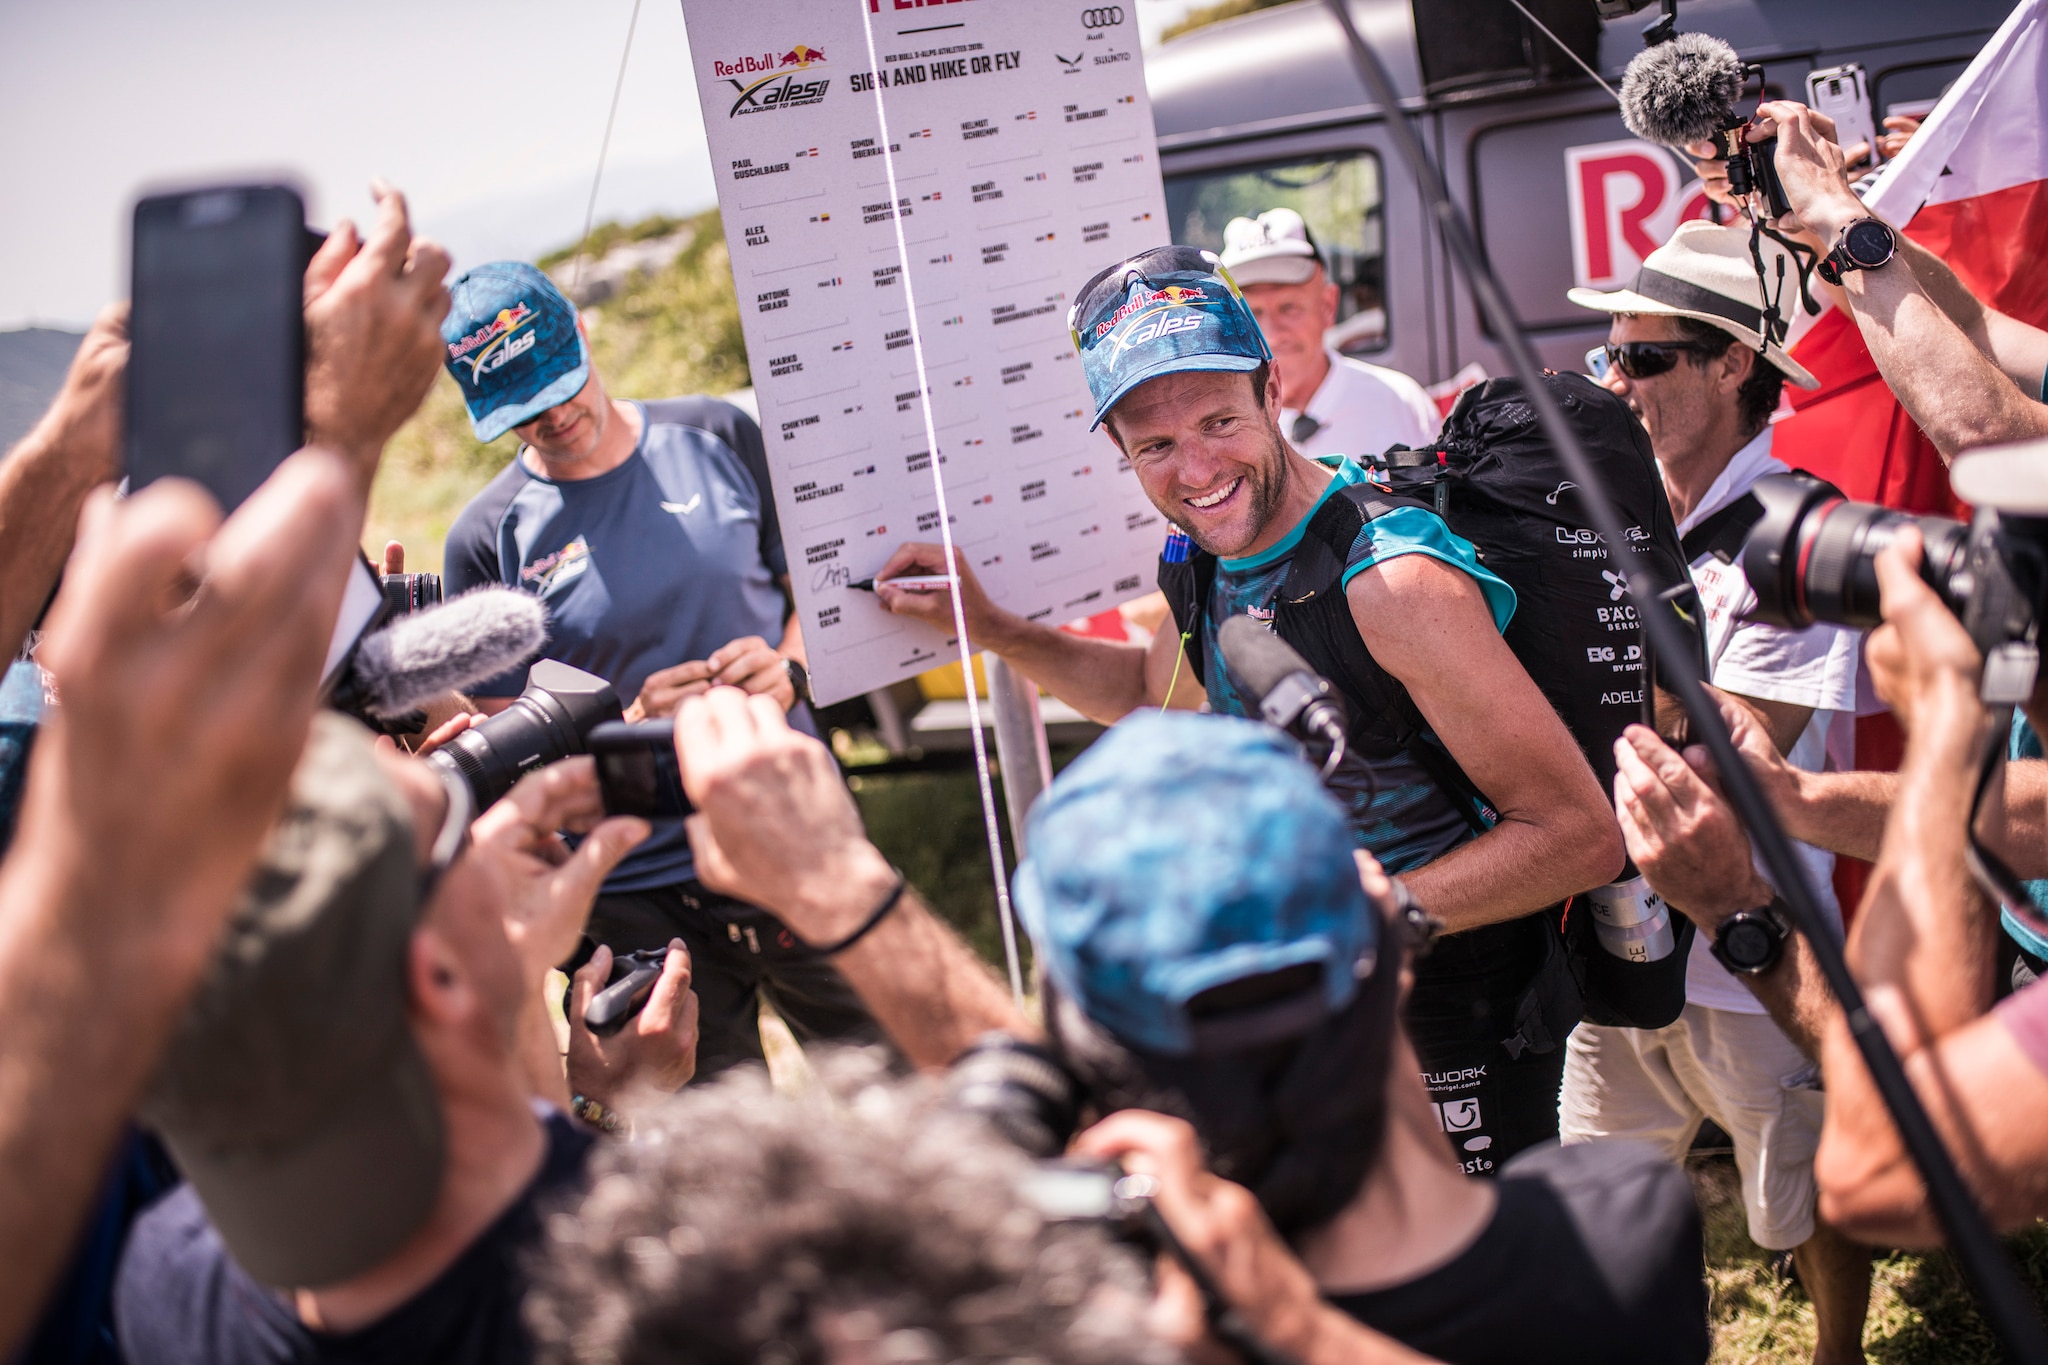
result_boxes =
[352,588,547,718]
[1619,32,1747,148]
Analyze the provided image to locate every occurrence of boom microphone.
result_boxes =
[341,587,547,719]
[1619,30,1793,229]
[1617,31,1745,147]
[1217,616,1350,777]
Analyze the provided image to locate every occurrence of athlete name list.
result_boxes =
[680,0,1171,704]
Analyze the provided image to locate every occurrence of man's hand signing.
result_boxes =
[625,636,795,721]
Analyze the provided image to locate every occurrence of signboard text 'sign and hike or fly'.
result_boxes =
[679,0,1170,704]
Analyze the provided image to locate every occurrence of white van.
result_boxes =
[1147,0,2015,384]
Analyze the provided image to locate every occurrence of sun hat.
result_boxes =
[1568,220,1820,389]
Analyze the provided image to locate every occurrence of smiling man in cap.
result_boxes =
[877,245,1622,1168]
[1566,218,1874,1365]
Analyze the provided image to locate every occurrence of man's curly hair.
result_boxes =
[526,1051,1173,1365]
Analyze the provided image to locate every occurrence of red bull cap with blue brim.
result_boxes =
[1069,245,1272,431]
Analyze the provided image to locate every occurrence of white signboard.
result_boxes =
[1564,139,1713,290]
[679,0,1171,705]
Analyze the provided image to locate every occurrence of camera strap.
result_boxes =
[1742,214,1820,364]
[1963,707,2048,945]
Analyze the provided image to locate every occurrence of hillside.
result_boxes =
[366,206,748,570]
[0,327,84,452]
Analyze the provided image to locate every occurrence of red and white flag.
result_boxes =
[1773,0,2048,516]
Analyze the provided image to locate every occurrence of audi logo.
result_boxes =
[1082,7,1124,28]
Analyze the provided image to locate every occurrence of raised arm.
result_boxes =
[1762,101,2048,459]
[1814,530,2048,1244]
[1349,555,1623,930]
[0,306,128,661]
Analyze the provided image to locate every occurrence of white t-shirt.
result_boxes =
[1676,428,1862,1014]
[1282,350,1440,461]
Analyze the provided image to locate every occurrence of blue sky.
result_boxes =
[0,0,1203,330]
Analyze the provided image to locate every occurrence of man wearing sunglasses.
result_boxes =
[1569,220,1876,1364]
[877,245,1624,1172]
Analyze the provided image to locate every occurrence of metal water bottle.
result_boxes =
[1589,874,1677,962]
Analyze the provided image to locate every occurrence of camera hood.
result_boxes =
[1954,440,2048,516]
[1738,471,1842,629]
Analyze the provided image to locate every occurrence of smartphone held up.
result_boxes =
[126,183,314,513]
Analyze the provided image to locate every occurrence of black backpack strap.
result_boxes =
[1156,546,1217,690]
[1280,484,1436,606]
[1679,492,1764,565]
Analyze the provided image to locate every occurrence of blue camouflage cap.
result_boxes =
[1068,245,1272,431]
[1013,711,1377,1057]
[441,262,589,443]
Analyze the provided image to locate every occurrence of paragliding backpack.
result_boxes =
[1158,371,1699,1030]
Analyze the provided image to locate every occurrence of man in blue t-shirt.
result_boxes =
[876,246,1623,1167]
[440,263,879,1077]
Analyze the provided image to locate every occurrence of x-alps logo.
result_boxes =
[719,44,829,118]
[446,303,536,386]
[1082,7,1124,29]
[1096,285,1215,358]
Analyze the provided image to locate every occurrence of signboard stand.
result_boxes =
[984,655,1052,854]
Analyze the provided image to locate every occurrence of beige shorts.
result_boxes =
[1559,1004,1824,1250]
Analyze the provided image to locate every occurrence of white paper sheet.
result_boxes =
[679,0,1171,704]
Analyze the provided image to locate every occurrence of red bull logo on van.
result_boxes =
[1564,139,1715,290]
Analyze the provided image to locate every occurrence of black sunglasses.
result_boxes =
[1599,340,1723,381]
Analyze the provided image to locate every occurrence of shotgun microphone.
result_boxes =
[1218,616,1350,777]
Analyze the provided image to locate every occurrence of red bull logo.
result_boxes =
[716,43,826,78]
[447,302,537,381]
[1092,284,1214,339]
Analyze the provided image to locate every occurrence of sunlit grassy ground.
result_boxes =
[1691,1154,2048,1363]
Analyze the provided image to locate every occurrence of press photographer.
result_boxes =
[1567,219,1875,1359]
[1616,438,2048,1244]
[675,691,1709,1365]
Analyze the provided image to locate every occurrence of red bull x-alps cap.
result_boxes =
[1012,712,1378,1057]
[1069,245,1272,430]
[442,262,590,443]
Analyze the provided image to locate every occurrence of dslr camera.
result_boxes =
[1741,445,2048,704]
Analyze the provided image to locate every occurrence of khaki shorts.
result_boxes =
[1559,1005,1824,1250]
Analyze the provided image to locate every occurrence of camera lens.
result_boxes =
[1741,472,1969,630]
[380,572,443,617]
[425,659,622,809]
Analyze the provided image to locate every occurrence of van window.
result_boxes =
[1165,152,1389,353]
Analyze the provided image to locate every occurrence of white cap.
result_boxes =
[1219,208,1322,287]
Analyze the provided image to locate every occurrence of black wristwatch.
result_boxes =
[1710,899,1789,976]
[1816,217,1898,286]
[782,656,811,706]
